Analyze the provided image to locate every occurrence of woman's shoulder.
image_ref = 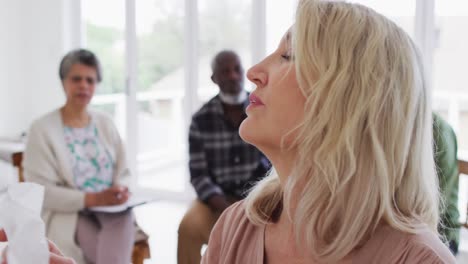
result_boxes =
[402,228,456,263]
[202,200,264,263]
[214,200,255,237]
[30,109,61,131]
[359,225,456,264]
[223,200,249,221]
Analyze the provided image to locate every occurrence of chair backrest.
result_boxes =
[0,140,24,182]
[460,159,468,176]
[460,159,468,228]
[12,152,24,182]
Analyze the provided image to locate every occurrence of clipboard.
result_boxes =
[89,194,157,213]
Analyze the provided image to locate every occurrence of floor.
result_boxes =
[135,201,468,264]
[134,201,188,264]
[459,229,468,263]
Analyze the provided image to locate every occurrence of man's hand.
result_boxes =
[207,195,232,213]
[85,185,130,207]
[0,229,76,264]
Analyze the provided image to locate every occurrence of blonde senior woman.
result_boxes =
[24,49,134,264]
[202,0,456,263]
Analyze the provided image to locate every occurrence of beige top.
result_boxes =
[23,109,131,264]
[202,201,456,264]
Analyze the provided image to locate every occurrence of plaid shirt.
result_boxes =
[189,95,270,201]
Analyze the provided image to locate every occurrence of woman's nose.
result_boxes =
[247,63,267,88]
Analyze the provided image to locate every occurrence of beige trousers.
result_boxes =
[177,200,221,264]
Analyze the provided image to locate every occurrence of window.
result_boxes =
[135,0,186,192]
[266,1,296,54]
[433,0,468,153]
[432,0,468,226]
[82,0,262,197]
[198,0,252,102]
[83,0,126,137]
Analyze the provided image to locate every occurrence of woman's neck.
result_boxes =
[265,148,299,222]
[256,149,310,261]
[61,103,90,128]
[266,148,303,230]
[267,148,297,185]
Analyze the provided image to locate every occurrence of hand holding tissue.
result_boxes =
[0,181,74,264]
[0,229,75,264]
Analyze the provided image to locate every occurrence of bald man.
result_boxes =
[177,51,270,264]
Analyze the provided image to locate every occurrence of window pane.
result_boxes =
[83,0,126,137]
[433,0,468,153]
[136,0,186,192]
[198,0,252,102]
[266,1,296,54]
[267,1,415,55]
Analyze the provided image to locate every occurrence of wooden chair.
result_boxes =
[132,239,152,264]
[460,159,468,229]
[9,151,151,264]
[11,152,24,182]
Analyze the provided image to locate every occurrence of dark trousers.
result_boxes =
[448,240,458,256]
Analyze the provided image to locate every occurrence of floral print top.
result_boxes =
[64,121,114,192]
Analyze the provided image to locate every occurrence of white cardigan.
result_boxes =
[23,109,131,264]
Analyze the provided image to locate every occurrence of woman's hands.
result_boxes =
[85,185,130,207]
[0,229,76,264]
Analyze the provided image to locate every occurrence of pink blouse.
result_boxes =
[202,201,456,264]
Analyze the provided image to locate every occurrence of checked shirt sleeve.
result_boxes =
[189,120,224,201]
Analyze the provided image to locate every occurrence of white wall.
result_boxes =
[0,0,27,137]
[0,0,80,137]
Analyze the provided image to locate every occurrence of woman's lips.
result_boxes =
[75,93,90,98]
[249,93,264,106]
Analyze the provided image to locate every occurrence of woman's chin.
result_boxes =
[71,98,91,109]
[239,117,259,145]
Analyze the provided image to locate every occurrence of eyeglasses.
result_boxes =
[68,75,97,85]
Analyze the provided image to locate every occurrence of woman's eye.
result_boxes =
[281,54,291,61]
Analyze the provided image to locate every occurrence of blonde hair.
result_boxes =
[245,0,439,262]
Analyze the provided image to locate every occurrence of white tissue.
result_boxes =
[0,182,49,264]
